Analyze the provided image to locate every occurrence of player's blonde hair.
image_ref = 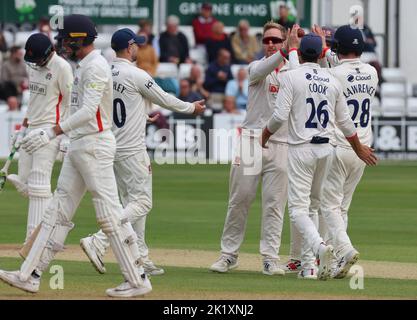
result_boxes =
[263,21,287,38]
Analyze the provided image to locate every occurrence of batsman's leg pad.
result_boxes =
[37,219,74,272]
[120,215,145,274]
[7,174,29,197]
[20,196,59,281]
[27,169,53,241]
[94,199,143,287]
[27,169,52,198]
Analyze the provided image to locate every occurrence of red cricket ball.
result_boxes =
[297,28,305,38]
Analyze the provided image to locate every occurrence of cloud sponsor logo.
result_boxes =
[348,74,372,82]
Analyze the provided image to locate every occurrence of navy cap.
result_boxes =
[299,33,322,58]
[111,28,146,51]
[24,33,53,63]
[334,25,365,54]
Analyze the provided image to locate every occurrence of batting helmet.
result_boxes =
[55,14,97,61]
[24,33,54,69]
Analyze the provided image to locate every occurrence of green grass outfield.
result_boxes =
[0,160,416,299]
[0,258,416,299]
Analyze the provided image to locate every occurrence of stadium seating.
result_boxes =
[231,64,249,79]
[371,97,382,117]
[407,98,417,117]
[95,33,113,50]
[380,68,409,117]
[189,45,207,67]
[178,63,192,79]
[178,26,195,48]
[156,63,178,78]
[382,68,406,83]
[13,31,33,47]
[381,83,407,98]
[381,97,406,116]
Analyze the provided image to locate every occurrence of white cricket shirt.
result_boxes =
[26,52,73,129]
[267,62,356,145]
[111,58,195,160]
[60,50,113,140]
[242,50,293,143]
[329,59,378,148]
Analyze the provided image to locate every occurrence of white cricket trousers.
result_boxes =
[92,151,153,258]
[287,143,334,269]
[20,131,144,287]
[320,146,365,254]
[17,134,60,241]
[221,133,288,261]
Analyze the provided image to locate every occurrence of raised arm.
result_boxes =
[261,72,293,147]
[137,70,205,115]
[248,50,287,85]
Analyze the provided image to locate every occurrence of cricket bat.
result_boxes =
[19,224,42,260]
[0,144,19,192]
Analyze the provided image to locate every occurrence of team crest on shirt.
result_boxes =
[269,84,279,93]
[45,72,52,80]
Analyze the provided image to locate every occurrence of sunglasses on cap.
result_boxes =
[262,36,285,45]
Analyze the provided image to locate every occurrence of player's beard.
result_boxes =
[266,47,278,58]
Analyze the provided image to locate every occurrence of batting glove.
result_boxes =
[59,135,70,154]
[21,128,56,154]
[10,127,27,150]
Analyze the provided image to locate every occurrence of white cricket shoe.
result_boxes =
[263,260,285,276]
[143,260,165,276]
[7,174,28,197]
[80,236,106,274]
[209,255,238,273]
[281,259,302,274]
[0,270,40,293]
[106,276,152,298]
[297,268,318,280]
[332,248,360,279]
[317,243,335,281]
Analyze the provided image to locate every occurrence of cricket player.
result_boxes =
[319,25,379,278]
[79,28,205,276]
[0,14,152,298]
[285,25,379,278]
[7,33,72,244]
[210,22,301,276]
[261,33,377,280]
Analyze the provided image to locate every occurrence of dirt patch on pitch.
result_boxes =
[1,244,417,281]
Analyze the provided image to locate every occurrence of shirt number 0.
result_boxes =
[113,98,126,128]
